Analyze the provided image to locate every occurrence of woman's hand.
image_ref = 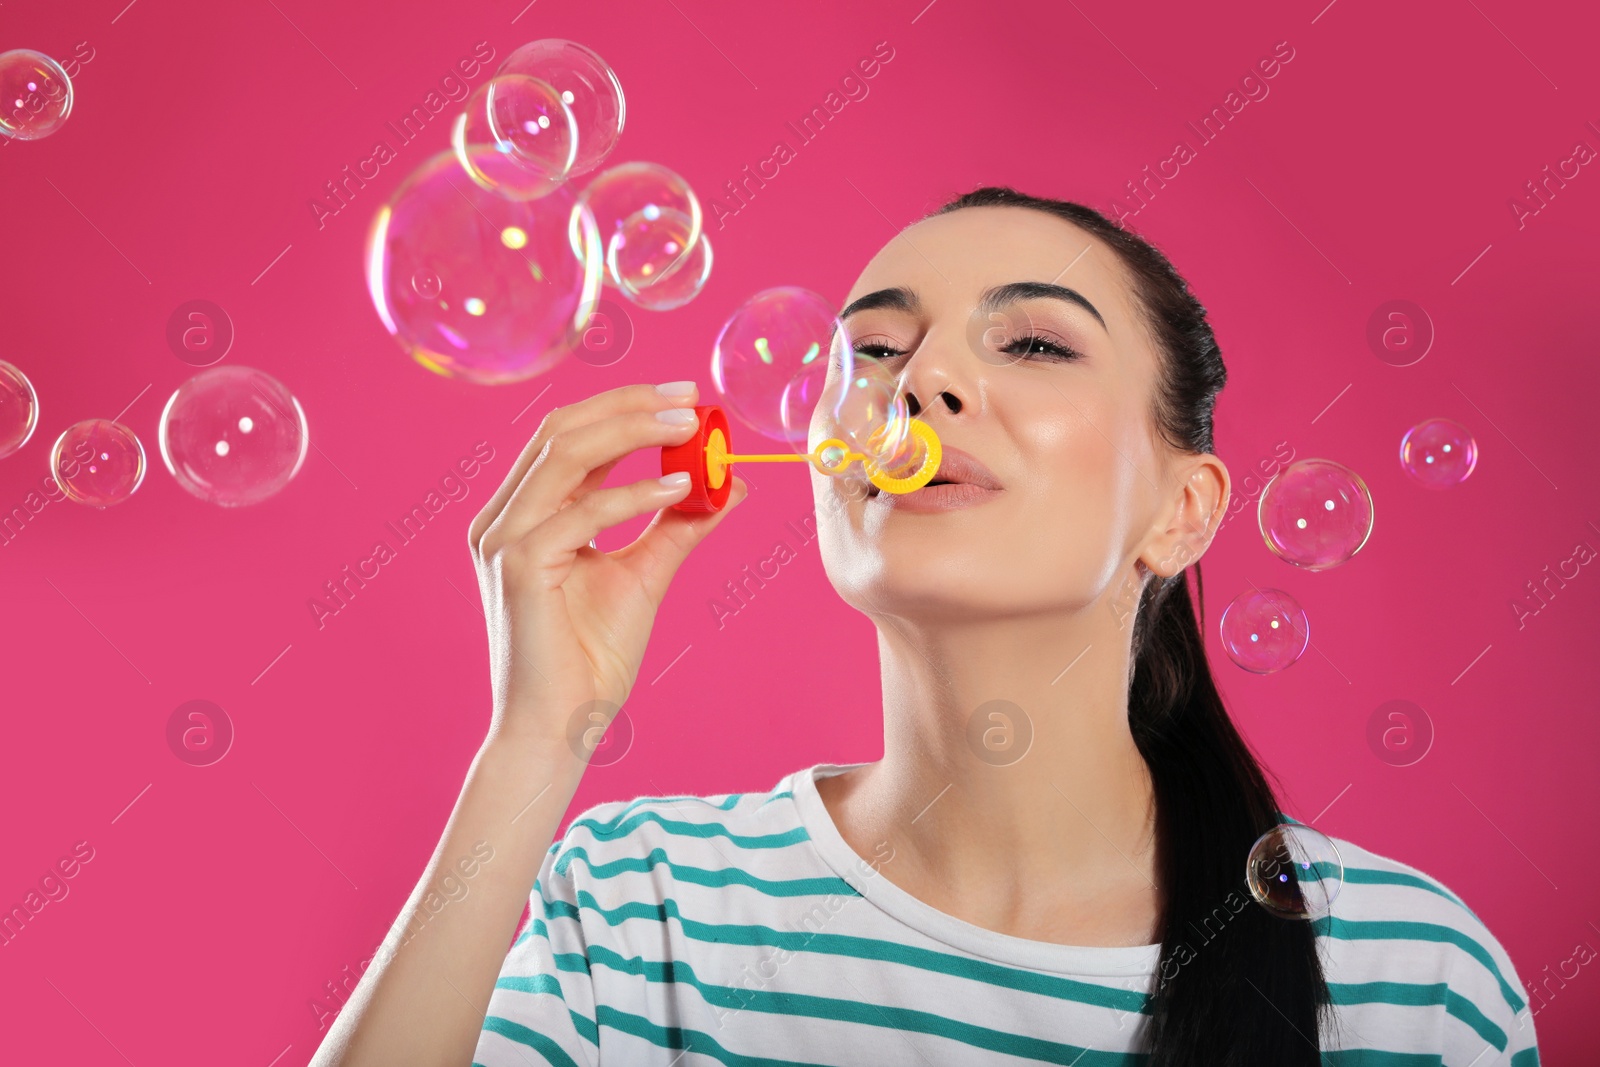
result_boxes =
[467,381,746,752]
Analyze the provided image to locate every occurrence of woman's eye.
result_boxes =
[1001,334,1080,360]
[849,337,1080,362]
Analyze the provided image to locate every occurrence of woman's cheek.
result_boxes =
[1019,455,1125,604]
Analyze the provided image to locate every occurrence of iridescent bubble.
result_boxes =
[610,207,712,311]
[159,366,309,507]
[452,74,576,201]
[1399,418,1477,489]
[712,287,847,446]
[0,49,73,141]
[574,162,701,292]
[51,419,145,507]
[0,360,39,458]
[1246,823,1344,920]
[368,149,603,384]
[1258,458,1374,570]
[1219,587,1309,673]
[497,39,625,178]
[823,352,919,476]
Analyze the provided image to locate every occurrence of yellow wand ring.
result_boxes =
[863,419,942,494]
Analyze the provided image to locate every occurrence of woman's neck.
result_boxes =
[818,608,1163,947]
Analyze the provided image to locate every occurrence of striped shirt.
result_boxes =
[473,762,1541,1066]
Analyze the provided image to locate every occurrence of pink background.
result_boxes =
[2,0,1596,1062]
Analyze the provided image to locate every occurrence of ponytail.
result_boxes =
[1129,565,1327,1063]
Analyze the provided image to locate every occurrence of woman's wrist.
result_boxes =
[475,718,590,785]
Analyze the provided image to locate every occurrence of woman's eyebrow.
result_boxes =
[839,287,921,322]
[839,282,1107,333]
[979,282,1107,332]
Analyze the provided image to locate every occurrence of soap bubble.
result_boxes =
[821,352,920,476]
[1219,587,1309,673]
[610,207,712,310]
[1258,458,1373,570]
[0,360,39,458]
[0,49,73,141]
[1246,823,1344,919]
[159,366,309,507]
[498,39,625,178]
[452,74,576,200]
[574,162,701,293]
[1399,418,1477,489]
[368,149,603,384]
[713,287,847,446]
[51,420,145,507]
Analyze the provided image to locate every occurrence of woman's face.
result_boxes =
[812,205,1228,625]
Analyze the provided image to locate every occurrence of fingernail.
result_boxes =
[655,381,696,397]
[659,471,691,489]
[656,407,698,424]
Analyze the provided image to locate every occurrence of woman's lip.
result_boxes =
[865,444,1001,497]
[869,482,1004,511]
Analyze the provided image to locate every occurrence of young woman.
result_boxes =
[310,187,1539,1066]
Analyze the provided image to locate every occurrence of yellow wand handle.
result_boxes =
[717,453,835,462]
[704,422,941,495]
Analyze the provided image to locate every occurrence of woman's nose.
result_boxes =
[905,389,963,417]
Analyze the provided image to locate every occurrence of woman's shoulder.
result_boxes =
[1326,834,1483,925]
[1323,833,1517,973]
[1321,834,1540,1059]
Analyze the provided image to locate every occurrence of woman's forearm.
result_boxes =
[308,735,585,1067]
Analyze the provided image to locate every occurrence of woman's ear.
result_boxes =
[1140,453,1229,578]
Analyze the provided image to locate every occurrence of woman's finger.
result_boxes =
[470,381,697,552]
[528,471,697,558]
[615,476,748,603]
[488,407,702,548]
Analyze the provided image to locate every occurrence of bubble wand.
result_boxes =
[660,405,942,512]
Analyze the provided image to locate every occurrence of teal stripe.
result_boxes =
[512,912,541,949]
[570,809,810,850]
[481,1014,584,1067]
[1267,814,1474,918]
[596,1003,848,1066]
[511,916,594,981]
[552,950,589,975]
[513,905,562,948]
[599,792,747,823]
[491,974,600,1047]
[555,845,852,897]
[1342,867,1473,916]
[495,973,563,996]
[1320,1052,1441,1066]
[1262,860,1465,920]
[1443,989,1506,1051]
[1327,982,1505,1051]
[1312,917,1525,1014]
[1510,1048,1541,1066]
[539,887,1150,1014]
[588,953,1152,1062]
[758,789,793,807]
